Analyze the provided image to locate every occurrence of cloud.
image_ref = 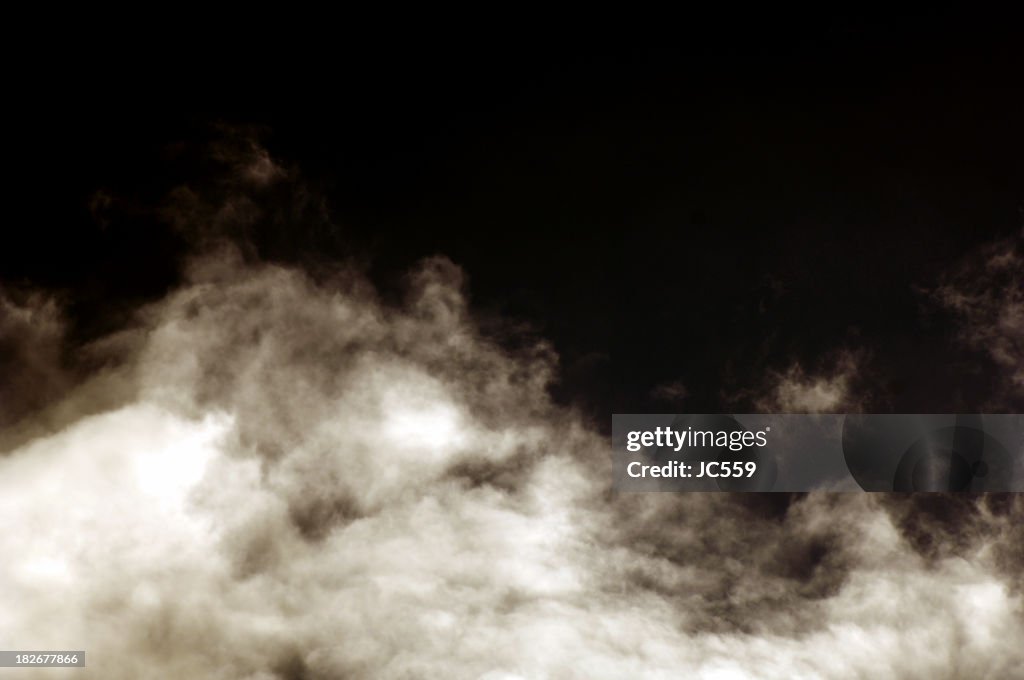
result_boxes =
[5,251,1021,678]
[1,246,612,678]
[750,350,865,413]
[933,230,1024,404]
[210,127,288,187]
[156,125,336,260]
[0,290,67,428]
[3,136,1023,678]
[650,379,689,405]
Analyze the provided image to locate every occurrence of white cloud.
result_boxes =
[754,350,864,413]
[3,139,1022,678]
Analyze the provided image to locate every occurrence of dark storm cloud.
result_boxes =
[2,136,1023,679]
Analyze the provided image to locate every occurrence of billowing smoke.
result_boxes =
[2,137,1022,679]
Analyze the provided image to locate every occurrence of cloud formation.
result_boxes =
[650,379,689,405]
[0,290,67,428]
[2,137,1022,679]
[750,350,866,413]
[933,230,1024,405]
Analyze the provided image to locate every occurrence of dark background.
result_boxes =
[5,14,1022,426]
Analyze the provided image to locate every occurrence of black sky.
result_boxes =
[6,15,1022,424]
